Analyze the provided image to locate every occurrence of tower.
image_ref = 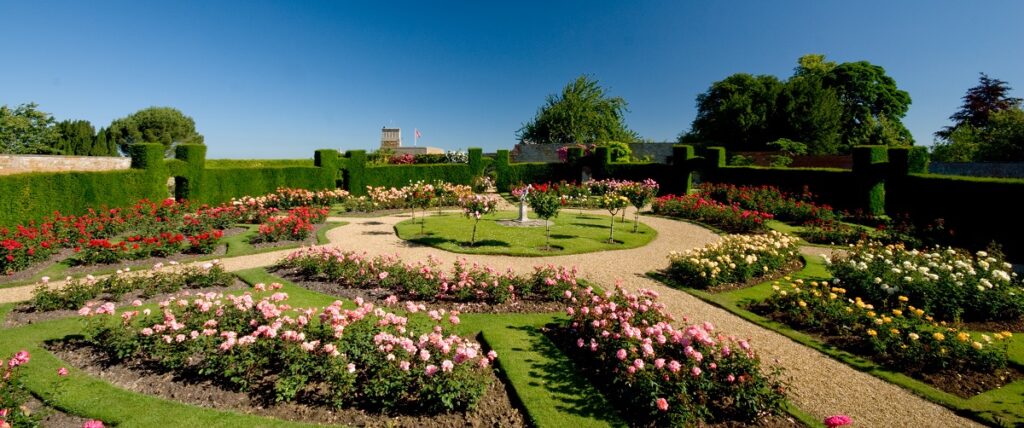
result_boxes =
[380,127,401,149]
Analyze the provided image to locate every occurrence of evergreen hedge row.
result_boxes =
[0,169,163,228]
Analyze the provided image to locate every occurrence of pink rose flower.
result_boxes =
[824,415,852,427]
[655,397,669,412]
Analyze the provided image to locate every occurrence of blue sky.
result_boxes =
[2,1,1022,158]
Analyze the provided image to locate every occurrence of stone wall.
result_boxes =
[509,143,676,163]
[0,154,131,176]
[928,162,1024,179]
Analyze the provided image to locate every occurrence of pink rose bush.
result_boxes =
[561,285,786,426]
[82,290,496,413]
[0,350,35,427]
[278,248,579,304]
[31,260,232,311]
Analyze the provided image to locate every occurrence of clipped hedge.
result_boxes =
[702,166,860,211]
[887,173,1024,258]
[206,159,315,168]
[363,164,473,189]
[0,169,163,229]
[196,167,331,205]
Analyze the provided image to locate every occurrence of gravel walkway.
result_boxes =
[0,208,980,427]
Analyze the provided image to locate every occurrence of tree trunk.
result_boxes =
[545,222,551,250]
[633,211,640,233]
[471,221,478,246]
[608,213,615,243]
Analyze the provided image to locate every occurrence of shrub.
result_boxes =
[759,278,1011,374]
[699,183,836,224]
[82,290,497,413]
[0,350,38,427]
[523,183,565,249]
[617,178,660,232]
[30,261,233,311]
[652,194,772,233]
[666,231,800,289]
[278,247,579,304]
[252,207,327,243]
[562,286,787,426]
[827,243,1024,322]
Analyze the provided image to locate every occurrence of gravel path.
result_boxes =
[0,208,980,427]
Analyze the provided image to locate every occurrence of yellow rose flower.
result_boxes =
[933,332,945,341]
[898,296,909,302]
[867,329,877,337]
[972,341,983,350]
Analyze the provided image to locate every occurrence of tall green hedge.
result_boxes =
[0,169,163,228]
[702,166,861,211]
[887,173,1024,258]
[363,164,473,189]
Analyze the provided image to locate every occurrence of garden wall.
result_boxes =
[928,162,1024,179]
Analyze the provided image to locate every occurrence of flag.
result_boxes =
[415,128,422,139]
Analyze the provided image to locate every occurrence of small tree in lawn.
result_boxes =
[406,181,435,234]
[460,194,498,246]
[620,179,660,232]
[599,194,630,243]
[527,184,564,250]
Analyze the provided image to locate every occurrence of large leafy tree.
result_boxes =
[109,107,204,155]
[824,61,913,148]
[54,120,97,155]
[0,103,61,154]
[687,73,783,151]
[682,55,914,154]
[773,72,843,154]
[933,108,1024,162]
[936,73,1022,141]
[518,75,639,145]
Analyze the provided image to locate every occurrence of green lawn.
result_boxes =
[394,212,656,256]
[650,254,1024,427]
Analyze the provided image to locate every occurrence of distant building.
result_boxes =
[380,127,402,149]
[379,127,443,155]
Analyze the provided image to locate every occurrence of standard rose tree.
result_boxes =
[526,183,564,250]
[619,178,659,232]
[459,194,499,246]
[599,194,630,243]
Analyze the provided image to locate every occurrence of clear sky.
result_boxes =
[2,1,1022,158]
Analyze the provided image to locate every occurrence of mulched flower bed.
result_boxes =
[544,326,805,428]
[47,340,526,428]
[752,307,1024,398]
[273,267,564,314]
[3,280,248,328]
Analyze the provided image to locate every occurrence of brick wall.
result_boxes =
[0,154,131,176]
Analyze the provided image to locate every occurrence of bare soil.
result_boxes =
[48,340,526,428]
[24,396,94,428]
[274,268,564,314]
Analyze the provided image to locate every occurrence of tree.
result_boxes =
[688,74,783,151]
[793,54,837,78]
[773,73,843,154]
[0,103,60,154]
[932,109,1024,162]
[823,61,913,149]
[518,75,639,145]
[936,73,1023,141]
[108,107,204,155]
[55,120,97,155]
